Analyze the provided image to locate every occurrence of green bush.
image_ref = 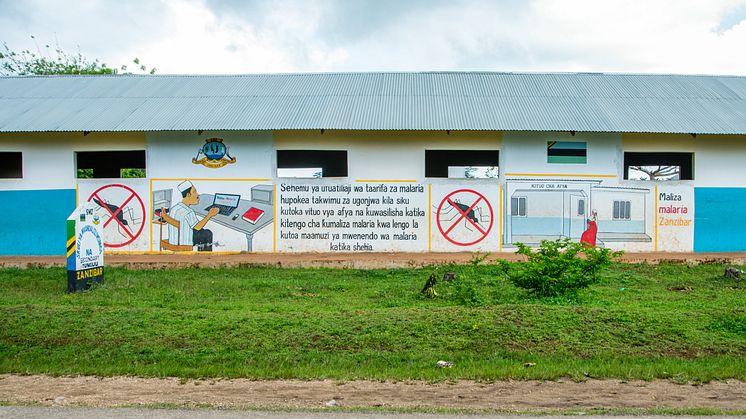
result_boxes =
[506,238,619,298]
[453,253,489,306]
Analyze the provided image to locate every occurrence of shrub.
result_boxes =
[453,253,489,306]
[506,238,620,298]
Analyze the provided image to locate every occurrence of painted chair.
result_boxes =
[156,216,192,252]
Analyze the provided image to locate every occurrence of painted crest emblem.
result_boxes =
[192,138,236,168]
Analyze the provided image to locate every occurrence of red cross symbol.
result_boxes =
[436,189,494,246]
[87,184,146,248]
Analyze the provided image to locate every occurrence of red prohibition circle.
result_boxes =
[436,189,494,246]
[87,183,146,248]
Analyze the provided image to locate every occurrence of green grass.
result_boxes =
[0,262,745,381]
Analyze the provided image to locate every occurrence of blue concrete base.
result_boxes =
[0,189,76,255]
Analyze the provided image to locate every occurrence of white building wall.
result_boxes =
[3,129,731,255]
[147,130,273,179]
[273,130,501,180]
[0,132,146,191]
[502,131,622,177]
[622,133,746,187]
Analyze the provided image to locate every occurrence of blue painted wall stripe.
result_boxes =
[0,189,76,255]
[694,187,746,252]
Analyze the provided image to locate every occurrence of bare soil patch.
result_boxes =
[0,375,744,411]
[3,252,746,270]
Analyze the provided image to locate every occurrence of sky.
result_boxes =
[1,0,746,75]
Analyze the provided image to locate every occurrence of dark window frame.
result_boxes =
[425,150,499,178]
[75,150,146,179]
[75,150,148,179]
[623,152,694,180]
[0,152,23,179]
[276,150,348,178]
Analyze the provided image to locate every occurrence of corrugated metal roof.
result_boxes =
[0,71,745,134]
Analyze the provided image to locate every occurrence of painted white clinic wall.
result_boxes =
[77,179,151,252]
[273,131,502,253]
[622,133,746,187]
[273,130,501,180]
[147,130,273,179]
[501,131,622,177]
[0,132,146,191]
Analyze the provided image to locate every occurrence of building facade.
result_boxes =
[1,72,744,255]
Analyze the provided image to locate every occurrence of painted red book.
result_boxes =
[242,207,265,224]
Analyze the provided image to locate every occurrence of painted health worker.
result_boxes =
[580,209,598,248]
[161,180,219,251]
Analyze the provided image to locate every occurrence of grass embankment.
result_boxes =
[0,262,744,381]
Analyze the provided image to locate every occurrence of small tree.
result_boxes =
[628,165,680,181]
[506,238,619,298]
[0,37,156,76]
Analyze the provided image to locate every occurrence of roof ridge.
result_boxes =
[1,71,746,79]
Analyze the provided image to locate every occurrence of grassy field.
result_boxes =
[0,261,744,381]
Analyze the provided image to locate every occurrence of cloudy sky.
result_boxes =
[1,0,746,75]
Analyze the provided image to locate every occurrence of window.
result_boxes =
[624,152,693,180]
[547,141,587,164]
[511,196,526,216]
[0,152,22,178]
[76,151,146,178]
[613,200,631,220]
[277,150,347,178]
[425,150,499,178]
[578,199,585,216]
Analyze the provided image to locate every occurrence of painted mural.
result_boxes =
[430,183,500,252]
[277,181,427,252]
[151,179,274,252]
[73,176,697,254]
[503,178,693,252]
[77,179,151,252]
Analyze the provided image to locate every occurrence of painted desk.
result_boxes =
[194,194,274,252]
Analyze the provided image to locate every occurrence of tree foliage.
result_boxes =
[0,37,156,76]
[628,165,680,180]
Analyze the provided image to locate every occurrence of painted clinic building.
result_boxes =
[0,72,744,255]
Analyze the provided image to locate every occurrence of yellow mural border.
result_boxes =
[499,184,503,252]
[504,173,617,178]
[355,179,419,183]
[152,178,272,182]
[273,184,277,253]
[427,184,432,252]
[149,178,153,253]
[654,185,659,251]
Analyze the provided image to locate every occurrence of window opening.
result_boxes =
[0,152,22,178]
[624,152,693,180]
[277,150,347,178]
[425,150,499,178]
[76,150,146,179]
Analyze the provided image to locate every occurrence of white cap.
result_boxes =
[177,180,194,193]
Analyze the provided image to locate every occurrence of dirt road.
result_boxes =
[0,375,744,412]
[2,252,746,269]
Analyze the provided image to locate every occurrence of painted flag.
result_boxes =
[547,141,587,164]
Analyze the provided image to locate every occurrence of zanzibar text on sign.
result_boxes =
[278,182,427,252]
